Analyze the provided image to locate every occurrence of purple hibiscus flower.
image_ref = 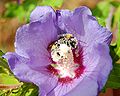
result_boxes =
[3,6,112,96]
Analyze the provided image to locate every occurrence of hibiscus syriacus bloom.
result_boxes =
[3,6,112,96]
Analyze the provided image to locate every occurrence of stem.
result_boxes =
[0,84,22,90]
[106,6,115,31]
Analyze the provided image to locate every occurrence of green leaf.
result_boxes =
[96,17,106,27]
[22,0,38,10]
[0,74,19,85]
[0,82,38,96]
[116,9,120,47]
[4,3,18,18]
[14,6,25,22]
[111,6,120,62]
[97,1,111,18]
[25,4,36,23]
[4,1,37,22]
[0,50,4,56]
[0,66,9,74]
[0,50,10,71]
[41,0,63,8]
[92,1,111,26]
[106,63,120,89]
[18,83,38,96]
[110,1,120,7]
[110,45,119,63]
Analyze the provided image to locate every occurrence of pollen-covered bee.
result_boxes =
[58,34,78,49]
[50,34,78,62]
[51,34,78,51]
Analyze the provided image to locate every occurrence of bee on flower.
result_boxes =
[3,6,112,96]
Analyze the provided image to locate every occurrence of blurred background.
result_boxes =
[0,0,120,96]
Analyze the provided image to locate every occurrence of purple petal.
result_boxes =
[57,6,91,35]
[57,6,112,45]
[3,52,31,82]
[65,77,98,96]
[3,52,58,96]
[15,14,57,70]
[46,74,85,96]
[83,43,112,90]
[30,6,56,22]
[78,15,112,45]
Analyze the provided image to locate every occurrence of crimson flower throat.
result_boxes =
[48,34,85,84]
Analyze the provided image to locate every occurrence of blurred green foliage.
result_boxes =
[3,0,63,22]
[106,63,120,89]
[41,0,63,8]
[92,1,110,19]
[106,21,120,89]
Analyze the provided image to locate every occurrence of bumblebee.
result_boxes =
[51,34,78,51]
[50,34,78,62]
[59,34,78,49]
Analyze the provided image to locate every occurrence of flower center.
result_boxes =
[48,34,85,83]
